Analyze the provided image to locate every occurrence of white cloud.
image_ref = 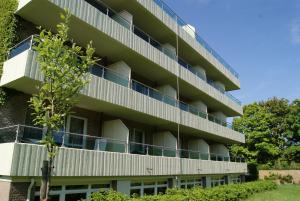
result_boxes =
[290,19,300,44]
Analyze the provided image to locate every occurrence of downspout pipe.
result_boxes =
[26,178,35,201]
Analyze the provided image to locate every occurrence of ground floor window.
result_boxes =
[211,176,226,187]
[179,178,202,189]
[230,176,241,184]
[34,183,111,201]
[130,180,168,197]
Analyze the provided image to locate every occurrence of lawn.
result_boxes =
[246,184,300,201]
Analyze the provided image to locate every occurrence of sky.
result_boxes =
[163,0,300,105]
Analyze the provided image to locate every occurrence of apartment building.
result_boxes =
[0,0,247,200]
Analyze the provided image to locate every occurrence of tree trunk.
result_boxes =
[40,160,50,201]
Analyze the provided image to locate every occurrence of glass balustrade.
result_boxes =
[82,0,241,105]
[7,35,240,133]
[0,125,245,163]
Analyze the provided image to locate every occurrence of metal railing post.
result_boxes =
[61,132,65,147]
[15,125,20,143]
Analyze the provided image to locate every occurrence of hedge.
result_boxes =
[86,181,277,201]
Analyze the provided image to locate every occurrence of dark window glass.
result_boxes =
[65,185,88,190]
[130,189,141,197]
[157,187,167,194]
[91,184,111,189]
[143,188,155,196]
[65,193,86,201]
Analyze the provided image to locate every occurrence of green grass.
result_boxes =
[246,185,300,201]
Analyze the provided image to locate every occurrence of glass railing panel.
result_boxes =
[130,142,146,155]
[103,68,129,87]
[0,126,18,143]
[224,156,230,162]
[19,126,43,143]
[189,151,200,159]
[131,80,149,96]
[149,89,163,102]
[94,138,126,153]
[179,102,189,112]
[179,149,189,158]
[8,37,32,59]
[163,149,176,157]
[90,65,104,77]
[162,96,177,107]
[149,146,163,156]
[210,154,217,161]
[200,153,209,160]
[63,133,84,149]
[110,12,131,30]
[133,26,149,43]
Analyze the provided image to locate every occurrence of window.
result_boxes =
[211,176,226,187]
[231,176,241,184]
[129,128,146,155]
[34,183,111,201]
[66,115,88,149]
[180,178,202,189]
[130,181,168,197]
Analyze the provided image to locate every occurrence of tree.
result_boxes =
[30,12,96,201]
[0,0,18,105]
[231,98,300,166]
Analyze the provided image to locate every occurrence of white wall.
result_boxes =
[156,85,177,99]
[107,61,131,80]
[211,111,227,122]
[213,81,225,92]
[210,144,229,156]
[192,65,206,80]
[153,131,177,149]
[102,119,129,142]
[0,143,15,176]
[189,100,207,114]
[188,139,209,154]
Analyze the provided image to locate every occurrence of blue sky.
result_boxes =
[163,0,300,105]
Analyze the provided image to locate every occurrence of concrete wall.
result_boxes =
[153,131,177,149]
[0,180,10,201]
[102,119,129,142]
[259,170,300,184]
[4,143,247,177]
[108,61,131,80]
[156,85,177,99]
[210,144,229,156]
[188,139,209,153]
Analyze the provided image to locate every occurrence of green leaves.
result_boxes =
[83,181,277,201]
[231,97,300,166]
[0,0,18,105]
[29,11,96,159]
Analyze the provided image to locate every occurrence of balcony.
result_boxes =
[0,125,247,177]
[1,36,244,144]
[135,0,240,88]
[16,0,242,116]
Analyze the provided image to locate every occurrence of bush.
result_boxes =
[264,173,294,184]
[86,181,277,201]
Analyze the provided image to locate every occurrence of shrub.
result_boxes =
[85,181,277,201]
[264,173,294,184]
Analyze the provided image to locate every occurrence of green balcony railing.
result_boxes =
[0,125,246,163]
